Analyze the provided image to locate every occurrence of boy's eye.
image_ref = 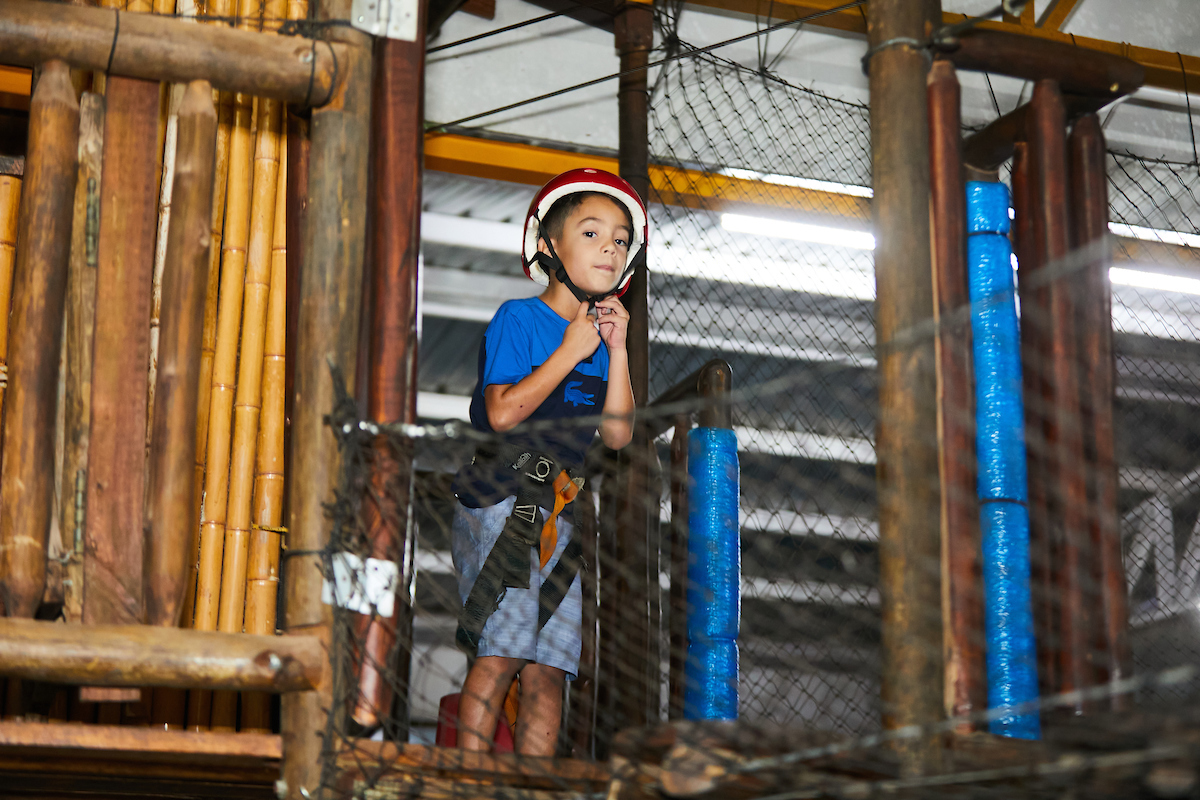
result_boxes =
[615,239,628,248]
[584,231,595,238]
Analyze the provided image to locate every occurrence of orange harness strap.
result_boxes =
[538,470,582,570]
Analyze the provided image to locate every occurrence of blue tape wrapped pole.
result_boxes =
[966,181,1041,739]
[685,427,739,720]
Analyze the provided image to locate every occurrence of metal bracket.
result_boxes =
[350,0,418,41]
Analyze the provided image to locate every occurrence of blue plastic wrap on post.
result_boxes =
[686,427,740,720]
[966,180,1041,740]
[981,503,1040,739]
[967,180,1012,235]
[684,640,739,720]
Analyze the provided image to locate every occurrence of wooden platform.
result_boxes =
[0,721,281,799]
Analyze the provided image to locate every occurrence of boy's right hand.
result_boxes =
[562,301,601,362]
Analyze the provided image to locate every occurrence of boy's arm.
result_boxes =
[485,302,600,432]
[600,347,634,449]
[595,297,634,450]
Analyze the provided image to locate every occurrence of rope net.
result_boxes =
[311,23,1200,800]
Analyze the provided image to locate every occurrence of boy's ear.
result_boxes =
[536,236,553,256]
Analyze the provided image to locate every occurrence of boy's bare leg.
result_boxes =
[459,655,524,751]
[514,663,566,756]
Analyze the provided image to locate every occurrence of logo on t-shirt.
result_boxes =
[564,380,595,407]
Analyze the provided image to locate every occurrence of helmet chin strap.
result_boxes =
[533,231,637,310]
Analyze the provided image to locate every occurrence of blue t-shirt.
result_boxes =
[454,297,609,508]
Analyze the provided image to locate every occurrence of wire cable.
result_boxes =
[425,0,866,131]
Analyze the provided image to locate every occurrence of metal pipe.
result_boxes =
[868,0,945,775]
[927,60,984,730]
[0,618,322,692]
[353,14,427,737]
[613,0,657,733]
[1030,79,1091,714]
[0,0,345,106]
[1068,113,1131,710]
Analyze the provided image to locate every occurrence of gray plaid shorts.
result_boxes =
[450,497,583,679]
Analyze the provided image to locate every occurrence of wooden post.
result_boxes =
[0,61,78,619]
[281,18,372,799]
[83,72,159,630]
[1012,140,1057,701]
[568,487,600,757]
[1068,113,1131,709]
[613,0,657,733]
[61,93,103,626]
[927,60,984,729]
[1030,79,1091,714]
[144,81,217,629]
[867,0,944,774]
[668,412,689,721]
[353,11,427,735]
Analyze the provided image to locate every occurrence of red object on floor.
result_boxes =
[435,693,515,752]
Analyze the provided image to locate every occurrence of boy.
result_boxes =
[451,169,647,755]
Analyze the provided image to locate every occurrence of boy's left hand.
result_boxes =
[593,298,629,350]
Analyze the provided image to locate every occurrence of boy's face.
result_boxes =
[542,195,632,297]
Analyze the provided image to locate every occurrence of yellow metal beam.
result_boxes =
[680,0,1200,94]
[424,131,871,220]
[1038,0,1083,31]
[0,66,31,97]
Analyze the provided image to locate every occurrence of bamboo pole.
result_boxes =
[184,0,237,633]
[189,53,254,737]
[0,166,21,462]
[147,82,185,472]
[145,81,217,630]
[60,93,104,625]
[0,62,79,619]
[242,137,288,733]
[211,78,283,734]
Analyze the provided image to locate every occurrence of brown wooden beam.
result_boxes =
[353,19,428,735]
[281,10,372,794]
[144,81,217,629]
[675,0,1200,94]
[83,73,160,630]
[0,618,323,692]
[0,61,78,619]
[0,0,345,106]
[927,60,983,731]
[869,0,944,774]
[943,28,1143,99]
[1068,113,1131,710]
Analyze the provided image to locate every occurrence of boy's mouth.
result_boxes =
[593,264,615,272]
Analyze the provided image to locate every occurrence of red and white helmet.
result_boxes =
[521,168,648,298]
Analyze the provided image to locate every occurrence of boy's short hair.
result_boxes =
[541,191,634,241]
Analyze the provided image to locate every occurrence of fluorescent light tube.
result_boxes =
[1110,266,1200,296]
[721,213,876,250]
